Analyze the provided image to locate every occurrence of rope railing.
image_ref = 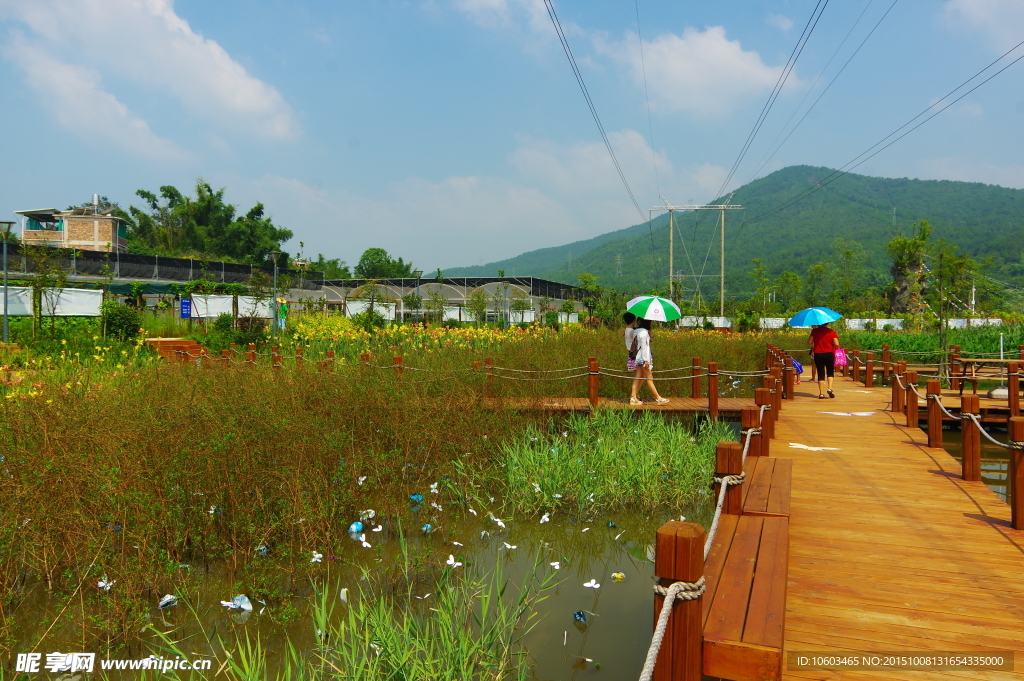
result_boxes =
[964,412,1021,450]
[930,394,959,421]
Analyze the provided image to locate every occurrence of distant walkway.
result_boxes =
[778,376,1024,680]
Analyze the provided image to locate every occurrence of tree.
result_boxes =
[467,289,490,326]
[312,254,352,279]
[353,248,415,279]
[803,263,828,308]
[748,259,773,313]
[886,220,931,315]
[124,180,292,263]
[775,271,801,312]
[830,238,867,311]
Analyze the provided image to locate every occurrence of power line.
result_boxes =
[744,38,1024,226]
[542,0,658,274]
[745,0,895,185]
[634,0,660,198]
[697,0,829,233]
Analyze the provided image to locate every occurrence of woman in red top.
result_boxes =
[808,322,840,399]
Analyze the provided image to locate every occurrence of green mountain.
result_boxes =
[444,165,1024,297]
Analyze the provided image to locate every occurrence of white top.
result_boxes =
[624,326,635,351]
[633,327,652,365]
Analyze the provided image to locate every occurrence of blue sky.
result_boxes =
[1,0,1021,272]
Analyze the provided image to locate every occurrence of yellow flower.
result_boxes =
[61,339,67,345]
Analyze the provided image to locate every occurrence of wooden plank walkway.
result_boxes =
[483,396,754,413]
[777,376,1024,680]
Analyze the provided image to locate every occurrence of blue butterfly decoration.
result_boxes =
[573,611,587,624]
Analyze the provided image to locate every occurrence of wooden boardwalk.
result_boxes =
[483,396,754,413]
[777,376,1024,680]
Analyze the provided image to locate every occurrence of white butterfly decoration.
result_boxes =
[550,561,560,570]
[371,524,383,532]
[446,555,463,568]
[467,508,478,516]
[502,542,517,550]
[583,579,601,589]
[359,534,371,549]
[540,512,550,524]
[310,552,323,563]
[97,577,115,591]
[357,476,367,486]
[452,541,463,546]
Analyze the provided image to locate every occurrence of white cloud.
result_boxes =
[3,35,187,161]
[453,0,550,33]
[917,156,1024,189]
[596,27,789,116]
[767,14,793,32]
[942,0,1024,51]
[2,0,296,140]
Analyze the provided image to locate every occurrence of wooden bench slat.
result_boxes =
[765,459,792,517]
[704,515,763,643]
[702,513,740,627]
[743,516,789,648]
[742,458,774,514]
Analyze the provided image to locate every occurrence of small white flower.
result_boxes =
[430,482,439,494]
[562,431,568,437]
[532,482,542,493]
[583,579,600,589]
[430,502,443,511]
[357,476,367,486]
[97,577,115,591]
[311,552,323,563]
[552,494,563,499]
[488,513,506,528]
[416,593,432,599]
[540,512,550,524]
[446,554,463,568]
[550,561,560,569]
[502,542,517,550]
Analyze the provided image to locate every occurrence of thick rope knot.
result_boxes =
[639,578,707,681]
[740,427,762,437]
[1011,442,1024,451]
[653,576,706,600]
[713,472,746,486]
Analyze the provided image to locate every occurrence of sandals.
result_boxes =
[827,389,835,399]
[629,397,642,405]
[818,394,827,399]
[654,397,671,404]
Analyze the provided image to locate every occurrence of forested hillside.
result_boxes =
[445,166,1024,297]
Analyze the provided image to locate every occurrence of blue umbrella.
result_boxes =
[789,307,842,328]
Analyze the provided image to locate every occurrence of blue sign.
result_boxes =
[180,298,191,319]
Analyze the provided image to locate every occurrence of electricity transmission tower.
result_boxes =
[615,254,622,277]
[651,198,744,316]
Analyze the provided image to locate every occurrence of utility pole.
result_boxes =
[650,200,744,314]
[615,254,622,277]
[668,209,674,296]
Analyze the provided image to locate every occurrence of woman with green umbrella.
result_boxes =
[626,296,679,405]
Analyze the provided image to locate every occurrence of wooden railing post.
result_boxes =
[882,344,891,381]
[891,363,903,414]
[272,350,282,371]
[852,350,861,384]
[755,388,774,440]
[1019,345,1024,362]
[741,405,764,457]
[229,342,237,361]
[783,356,795,400]
[691,357,702,399]
[950,352,962,391]
[324,349,335,372]
[771,364,782,416]
[926,379,943,449]
[394,355,404,378]
[246,343,256,364]
[865,352,874,388]
[1008,362,1019,418]
[961,394,981,482]
[588,357,599,408]
[1009,417,1024,530]
[905,370,919,428]
[220,349,229,367]
[485,357,494,399]
[707,362,719,420]
[295,347,304,371]
[653,521,705,681]
[715,441,743,515]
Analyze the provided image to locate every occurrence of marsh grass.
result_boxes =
[501,411,730,515]
[0,328,766,653]
[136,531,556,681]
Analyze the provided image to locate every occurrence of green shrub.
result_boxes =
[101,300,143,341]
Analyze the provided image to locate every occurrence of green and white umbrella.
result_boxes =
[626,295,682,322]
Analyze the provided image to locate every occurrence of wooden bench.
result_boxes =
[701,451,792,680]
[741,458,792,518]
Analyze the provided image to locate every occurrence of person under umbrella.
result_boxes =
[809,322,840,399]
[629,318,670,405]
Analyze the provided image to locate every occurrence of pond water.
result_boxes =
[10,470,727,678]
[937,423,1012,501]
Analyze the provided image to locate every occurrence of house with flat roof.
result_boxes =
[15,203,127,253]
